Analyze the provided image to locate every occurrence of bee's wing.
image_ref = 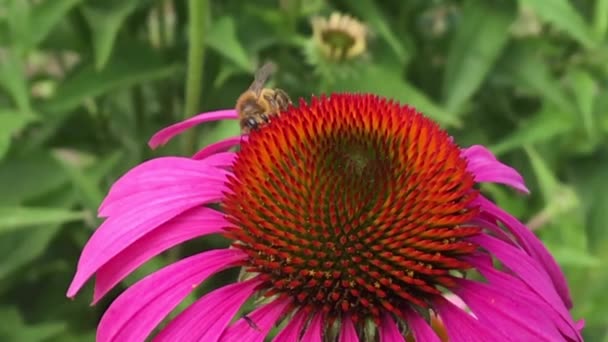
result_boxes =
[248,62,277,96]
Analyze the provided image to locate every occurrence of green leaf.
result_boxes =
[594,0,608,39]
[343,0,410,63]
[547,245,601,268]
[520,0,597,48]
[504,46,577,114]
[42,44,179,114]
[332,64,461,127]
[0,307,66,341]
[524,146,561,202]
[490,107,575,155]
[6,0,31,54]
[568,69,597,137]
[0,207,86,235]
[442,1,515,114]
[53,150,123,213]
[0,53,32,116]
[82,0,140,70]
[0,152,68,205]
[30,0,84,46]
[0,110,36,159]
[207,16,254,73]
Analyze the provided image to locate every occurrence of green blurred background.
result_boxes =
[0,0,607,341]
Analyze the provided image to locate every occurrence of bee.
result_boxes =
[236,62,292,134]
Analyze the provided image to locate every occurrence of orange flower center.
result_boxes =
[223,94,480,323]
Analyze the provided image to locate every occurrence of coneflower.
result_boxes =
[68,93,583,341]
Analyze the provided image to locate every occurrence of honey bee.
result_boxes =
[236,62,292,134]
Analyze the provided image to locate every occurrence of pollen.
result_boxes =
[223,93,480,323]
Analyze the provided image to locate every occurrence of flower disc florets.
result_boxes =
[224,94,481,323]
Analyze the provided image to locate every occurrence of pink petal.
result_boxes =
[219,296,291,342]
[470,256,582,341]
[433,296,506,342]
[194,151,237,167]
[474,195,573,309]
[99,157,228,215]
[93,206,227,302]
[154,277,262,342]
[192,136,242,160]
[403,308,441,342]
[461,145,529,193]
[339,315,359,342]
[273,309,309,342]
[68,185,224,297]
[96,248,246,342]
[468,234,575,332]
[378,313,405,342]
[148,109,238,148]
[301,312,323,342]
[453,278,564,341]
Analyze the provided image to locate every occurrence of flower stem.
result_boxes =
[181,0,208,155]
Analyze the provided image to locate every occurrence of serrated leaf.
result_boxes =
[0,109,35,159]
[207,16,254,72]
[42,45,179,114]
[490,107,574,155]
[442,1,515,115]
[343,0,410,63]
[29,0,84,46]
[332,64,461,127]
[0,207,85,235]
[81,0,140,70]
[520,0,597,48]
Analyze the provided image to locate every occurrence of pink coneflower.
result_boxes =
[68,93,583,341]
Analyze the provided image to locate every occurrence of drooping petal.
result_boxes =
[192,136,242,160]
[378,313,405,342]
[474,195,573,309]
[300,312,323,342]
[468,234,576,332]
[273,309,309,342]
[148,109,238,148]
[453,278,564,341]
[93,206,227,302]
[154,277,262,342]
[339,315,359,342]
[433,296,506,342]
[219,296,291,342]
[68,185,225,297]
[99,157,228,215]
[403,307,441,342]
[469,256,582,341]
[461,145,529,193]
[96,248,246,342]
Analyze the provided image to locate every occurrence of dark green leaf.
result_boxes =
[42,45,179,114]
[0,53,32,116]
[568,69,597,137]
[442,1,515,114]
[82,0,140,70]
[30,0,84,46]
[521,0,597,48]
[206,16,254,72]
[0,207,86,235]
[332,64,461,127]
[490,107,575,155]
[0,109,36,159]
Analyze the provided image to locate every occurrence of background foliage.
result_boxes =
[0,0,607,341]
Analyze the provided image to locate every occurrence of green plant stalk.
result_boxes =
[594,0,608,40]
[181,0,209,155]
